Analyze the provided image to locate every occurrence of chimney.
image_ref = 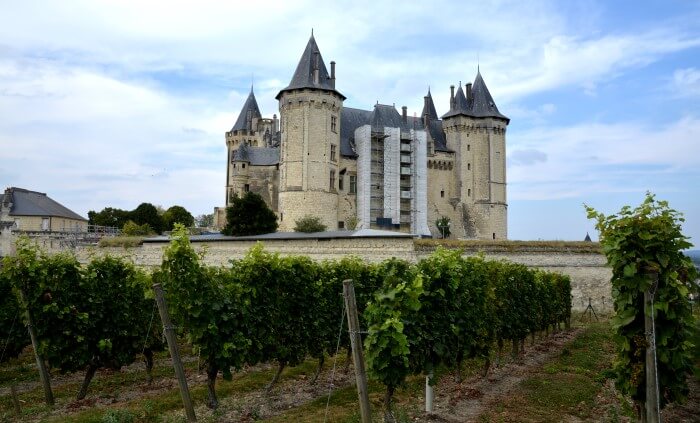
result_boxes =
[330,61,336,89]
[450,85,455,109]
[313,51,320,84]
[402,106,407,123]
[466,83,473,102]
[273,114,279,133]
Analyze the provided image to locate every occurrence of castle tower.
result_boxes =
[442,71,509,239]
[225,87,262,206]
[276,34,346,231]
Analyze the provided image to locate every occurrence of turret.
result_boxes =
[441,71,509,240]
[276,34,345,231]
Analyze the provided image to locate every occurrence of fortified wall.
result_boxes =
[9,233,612,313]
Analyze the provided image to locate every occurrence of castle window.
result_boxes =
[330,170,336,191]
[338,174,344,191]
[493,233,496,240]
[468,189,471,197]
[467,144,470,151]
[467,163,471,171]
[242,163,246,169]
[349,175,357,194]
[244,184,250,192]
[331,115,337,133]
[440,190,444,198]
[338,221,345,229]
[233,164,236,168]
[331,144,337,162]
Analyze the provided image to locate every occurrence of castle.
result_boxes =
[215,34,509,239]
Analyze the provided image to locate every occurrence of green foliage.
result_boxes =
[196,213,215,228]
[435,216,451,238]
[131,203,164,234]
[88,207,131,229]
[0,255,30,361]
[587,193,698,408]
[97,236,145,248]
[294,215,327,233]
[364,260,423,394]
[121,220,154,236]
[162,205,194,230]
[0,237,160,398]
[222,192,278,236]
[346,216,359,231]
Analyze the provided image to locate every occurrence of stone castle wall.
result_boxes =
[33,236,613,313]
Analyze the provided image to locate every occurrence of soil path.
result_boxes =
[431,329,581,422]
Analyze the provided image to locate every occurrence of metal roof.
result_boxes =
[421,89,439,120]
[441,71,509,122]
[1,187,87,221]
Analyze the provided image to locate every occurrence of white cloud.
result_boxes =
[672,67,700,97]
[508,116,700,200]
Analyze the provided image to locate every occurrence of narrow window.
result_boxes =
[280,213,283,221]
[331,144,337,161]
[468,188,471,197]
[467,144,470,151]
[467,163,471,171]
[331,115,337,133]
[244,184,250,192]
[493,233,496,240]
[349,175,357,194]
[330,170,336,191]
[440,190,444,198]
[242,163,246,169]
[338,174,344,191]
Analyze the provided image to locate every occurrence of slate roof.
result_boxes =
[231,88,262,132]
[276,34,345,100]
[232,146,279,166]
[1,188,86,221]
[421,89,439,120]
[442,72,509,122]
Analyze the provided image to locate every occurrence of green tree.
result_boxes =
[163,205,194,230]
[87,207,130,229]
[587,193,698,415]
[196,213,214,228]
[121,220,154,236]
[131,203,164,234]
[221,192,277,236]
[294,215,327,233]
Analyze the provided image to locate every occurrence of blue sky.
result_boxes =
[1,0,698,243]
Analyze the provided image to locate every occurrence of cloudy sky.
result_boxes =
[1,0,699,242]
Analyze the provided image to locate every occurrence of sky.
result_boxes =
[1,0,699,243]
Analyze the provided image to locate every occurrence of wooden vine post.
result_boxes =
[643,270,660,423]
[343,279,372,423]
[153,283,196,422]
[18,288,54,407]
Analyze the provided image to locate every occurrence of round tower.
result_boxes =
[276,34,345,231]
[442,72,509,239]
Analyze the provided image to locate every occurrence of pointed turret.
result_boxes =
[470,71,508,121]
[275,34,345,100]
[233,141,250,162]
[441,83,470,119]
[421,89,439,120]
[231,87,262,132]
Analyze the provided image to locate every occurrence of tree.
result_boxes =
[196,213,214,228]
[163,205,194,230]
[131,203,164,234]
[294,215,327,233]
[587,193,698,417]
[121,220,154,236]
[221,192,278,236]
[87,207,130,229]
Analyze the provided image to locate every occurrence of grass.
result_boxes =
[414,239,602,253]
[97,237,145,248]
[477,322,626,422]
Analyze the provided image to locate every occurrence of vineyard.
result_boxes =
[0,225,575,421]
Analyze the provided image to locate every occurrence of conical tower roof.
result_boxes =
[470,71,508,121]
[233,141,250,162]
[421,89,439,120]
[275,34,345,100]
[231,87,262,132]
[441,84,470,119]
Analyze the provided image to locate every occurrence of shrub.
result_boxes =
[294,215,327,233]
